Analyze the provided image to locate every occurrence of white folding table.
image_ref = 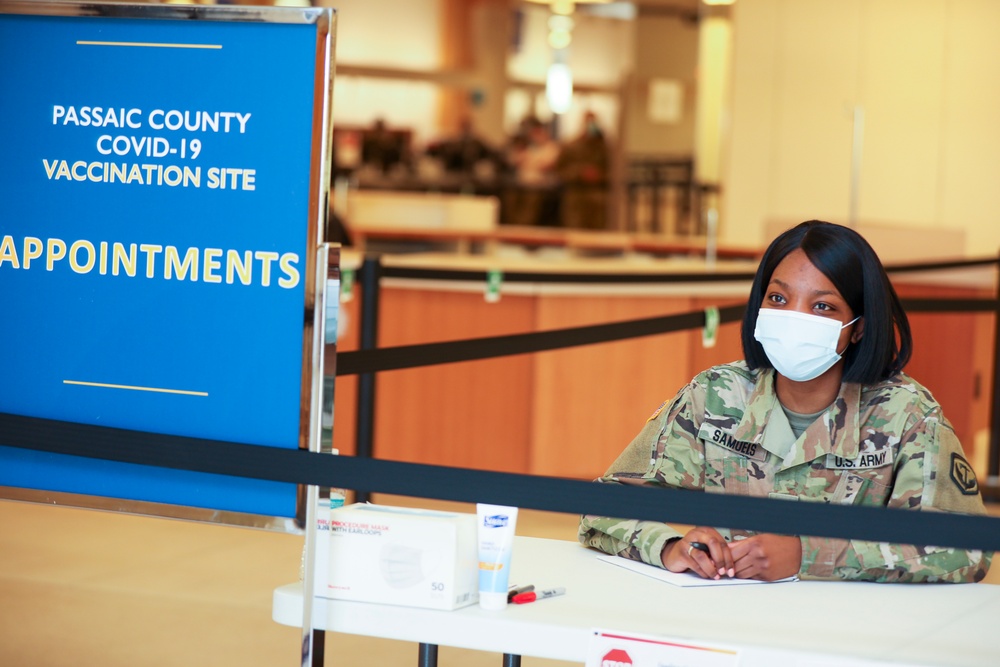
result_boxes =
[274,536,1000,666]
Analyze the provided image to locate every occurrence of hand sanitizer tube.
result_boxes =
[476,503,518,610]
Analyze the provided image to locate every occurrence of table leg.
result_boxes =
[311,629,325,667]
[418,642,439,667]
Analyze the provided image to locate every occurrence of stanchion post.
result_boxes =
[990,251,1000,480]
[418,643,439,667]
[355,254,383,504]
[302,245,332,667]
[311,629,325,667]
[650,164,662,233]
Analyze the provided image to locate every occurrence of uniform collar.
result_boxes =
[731,369,862,468]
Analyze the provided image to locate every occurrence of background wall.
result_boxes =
[322,0,444,145]
[504,2,631,140]
[721,0,1000,257]
[625,9,700,156]
[318,0,697,152]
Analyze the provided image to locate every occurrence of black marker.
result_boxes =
[507,584,534,602]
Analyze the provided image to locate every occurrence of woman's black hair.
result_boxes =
[741,220,912,383]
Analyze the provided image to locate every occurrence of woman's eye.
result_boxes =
[767,293,785,304]
[814,303,832,312]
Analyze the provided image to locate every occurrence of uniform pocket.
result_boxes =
[830,469,891,504]
[700,449,749,494]
[824,444,895,505]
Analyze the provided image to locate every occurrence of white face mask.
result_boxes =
[753,309,859,382]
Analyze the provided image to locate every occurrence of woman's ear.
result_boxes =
[851,317,865,343]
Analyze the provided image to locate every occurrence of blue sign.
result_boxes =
[0,5,334,520]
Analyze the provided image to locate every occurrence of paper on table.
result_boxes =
[596,554,798,587]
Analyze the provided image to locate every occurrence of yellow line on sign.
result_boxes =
[76,40,222,50]
[63,380,208,397]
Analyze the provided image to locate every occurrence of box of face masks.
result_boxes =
[316,503,479,611]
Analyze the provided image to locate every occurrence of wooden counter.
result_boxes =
[347,225,764,260]
[329,252,995,482]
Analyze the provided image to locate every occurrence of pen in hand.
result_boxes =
[689,540,734,578]
[689,541,711,555]
[512,587,565,604]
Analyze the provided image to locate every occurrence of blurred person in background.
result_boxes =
[426,115,498,181]
[556,111,610,230]
[361,117,406,177]
[503,116,560,226]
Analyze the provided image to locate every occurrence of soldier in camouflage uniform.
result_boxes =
[580,221,992,583]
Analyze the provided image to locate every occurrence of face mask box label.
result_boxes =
[315,503,479,611]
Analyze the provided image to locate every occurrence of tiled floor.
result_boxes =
[0,494,580,667]
[1,494,997,667]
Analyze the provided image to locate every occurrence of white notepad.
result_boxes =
[596,554,798,587]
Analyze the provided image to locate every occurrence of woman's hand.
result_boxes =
[660,527,734,579]
[729,534,802,581]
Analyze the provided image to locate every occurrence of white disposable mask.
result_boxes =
[753,309,859,382]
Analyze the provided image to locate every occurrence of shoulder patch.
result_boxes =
[646,400,668,423]
[949,453,979,495]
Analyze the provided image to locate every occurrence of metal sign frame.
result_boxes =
[0,0,337,534]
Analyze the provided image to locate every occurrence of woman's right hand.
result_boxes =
[660,527,735,579]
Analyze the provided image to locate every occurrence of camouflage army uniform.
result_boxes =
[579,362,992,583]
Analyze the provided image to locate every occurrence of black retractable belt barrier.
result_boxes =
[900,297,999,313]
[353,254,382,505]
[885,257,1000,274]
[3,410,999,552]
[336,296,998,377]
[339,256,1000,377]
[337,304,747,376]
[382,266,758,284]
[338,253,1000,504]
[992,255,1000,479]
